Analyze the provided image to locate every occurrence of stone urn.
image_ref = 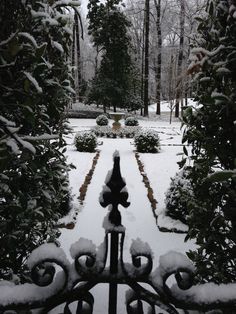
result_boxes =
[109,112,125,130]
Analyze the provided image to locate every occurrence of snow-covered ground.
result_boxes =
[71,98,197,114]
[55,116,195,313]
[148,98,197,113]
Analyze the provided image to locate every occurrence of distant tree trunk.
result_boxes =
[74,13,82,102]
[72,23,76,105]
[140,15,145,116]
[95,46,99,73]
[169,55,173,124]
[154,0,162,115]
[175,0,185,118]
[143,0,150,117]
[169,54,176,124]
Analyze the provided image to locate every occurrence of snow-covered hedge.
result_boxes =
[92,126,141,138]
[165,168,194,224]
[96,114,109,126]
[134,130,160,153]
[74,132,97,152]
[124,116,139,126]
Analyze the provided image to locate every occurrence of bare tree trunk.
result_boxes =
[74,13,82,102]
[154,0,162,115]
[140,13,146,116]
[143,0,150,117]
[175,0,185,118]
[169,55,173,124]
[72,23,76,105]
[169,54,176,124]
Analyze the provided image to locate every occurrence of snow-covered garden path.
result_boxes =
[57,118,195,313]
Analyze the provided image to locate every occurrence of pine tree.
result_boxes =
[182,0,236,283]
[86,0,134,112]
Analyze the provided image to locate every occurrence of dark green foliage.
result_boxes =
[124,117,139,126]
[182,0,236,283]
[165,168,193,224]
[125,93,144,112]
[0,0,78,278]
[74,132,97,152]
[134,130,160,153]
[186,179,236,284]
[96,114,109,126]
[86,0,140,110]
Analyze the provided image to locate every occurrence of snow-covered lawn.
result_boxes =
[57,117,195,313]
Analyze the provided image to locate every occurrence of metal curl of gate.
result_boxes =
[0,151,236,314]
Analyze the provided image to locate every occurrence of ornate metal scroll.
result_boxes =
[0,152,236,313]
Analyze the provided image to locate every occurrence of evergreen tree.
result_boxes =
[182,0,236,283]
[0,0,79,279]
[86,0,136,112]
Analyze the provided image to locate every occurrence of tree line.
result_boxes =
[74,0,207,117]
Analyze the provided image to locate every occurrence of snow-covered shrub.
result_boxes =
[134,130,160,153]
[74,132,97,152]
[165,168,194,224]
[182,0,236,284]
[92,126,141,138]
[96,114,109,126]
[124,116,139,126]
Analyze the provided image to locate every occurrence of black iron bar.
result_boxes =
[108,231,119,314]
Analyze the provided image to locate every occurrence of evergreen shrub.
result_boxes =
[124,116,139,126]
[134,130,160,153]
[0,0,78,278]
[96,114,109,126]
[181,0,236,283]
[165,168,194,224]
[74,132,97,152]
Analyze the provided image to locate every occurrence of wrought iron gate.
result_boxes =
[0,152,235,313]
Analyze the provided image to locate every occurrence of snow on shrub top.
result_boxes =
[134,129,160,153]
[74,131,97,152]
[124,116,139,126]
[96,114,109,126]
[164,168,194,224]
[165,169,193,207]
